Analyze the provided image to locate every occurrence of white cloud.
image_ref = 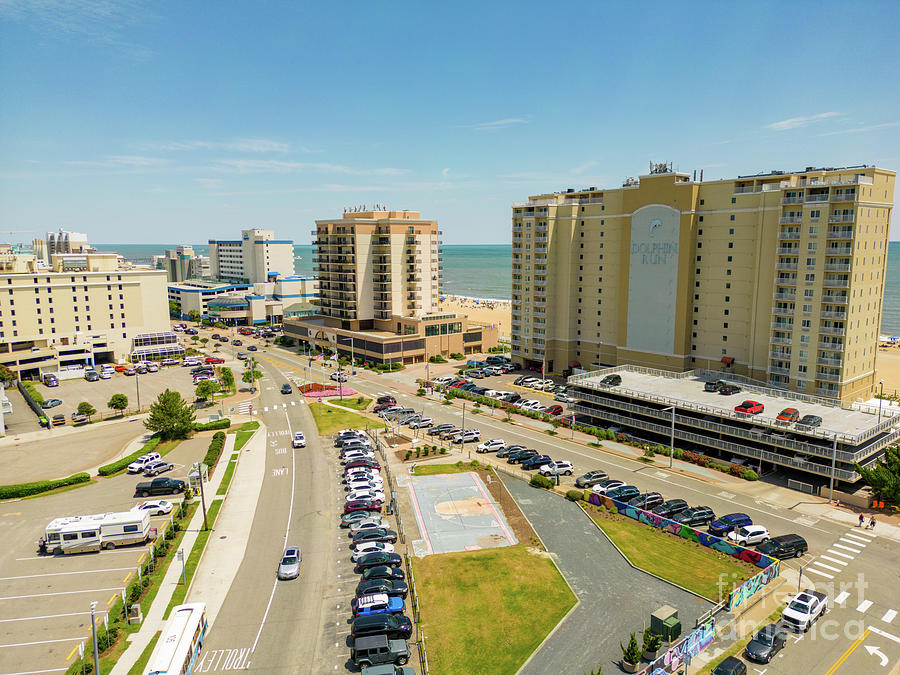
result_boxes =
[64,155,166,168]
[441,168,450,178]
[764,112,841,131]
[818,121,900,137]
[570,160,599,175]
[210,159,408,176]
[472,117,528,132]
[140,138,301,153]
[194,177,224,188]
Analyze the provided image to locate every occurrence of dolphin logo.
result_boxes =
[649,219,662,237]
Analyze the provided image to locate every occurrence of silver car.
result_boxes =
[277,546,302,580]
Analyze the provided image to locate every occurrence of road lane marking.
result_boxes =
[806,567,833,579]
[0,567,135,582]
[0,586,123,601]
[839,537,866,547]
[868,625,900,645]
[823,628,869,675]
[827,549,855,560]
[857,600,873,613]
[882,610,897,624]
[833,543,862,554]
[0,610,107,623]
[820,555,848,566]
[853,530,876,540]
[843,532,871,544]
[835,591,850,605]
[812,561,842,573]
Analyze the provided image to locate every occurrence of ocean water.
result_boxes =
[97,241,900,332]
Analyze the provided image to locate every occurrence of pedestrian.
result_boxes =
[859,513,865,527]
[868,516,877,530]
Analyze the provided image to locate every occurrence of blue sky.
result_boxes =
[1,0,898,244]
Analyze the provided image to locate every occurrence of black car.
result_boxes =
[600,374,622,386]
[502,393,522,404]
[507,450,538,465]
[652,499,689,518]
[756,534,808,559]
[362,565,406,582]
[351,614,413,640]
[355,552,403,572]
[355,578,409,600]
[711,656,746,675]
[718,384,741,395]
[232,339,242,346]
[797,414,823,428]
[521,455,553,470]
[352,529,399,546]
[744,623,787,663]
[575,470,610,488]
[497,444,524,458]
[673,506,716,527]
[606,485,640,502]
[628,492,664,510]
[377,395,396,405]
[247,345,258,351]
[281,383,292,394]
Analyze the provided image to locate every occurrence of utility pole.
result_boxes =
[194,461,209,530]
[90,601,100,674]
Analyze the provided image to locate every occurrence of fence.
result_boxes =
[787,479,815,494]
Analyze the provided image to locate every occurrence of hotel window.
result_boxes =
[806,258,816,267]
[801,319,811,328]
[803,304,813,313]
[808,242,817,251]
[805,273,815,282]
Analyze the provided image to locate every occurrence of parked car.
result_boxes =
[277,546,302,580]
[135,477,186,497]
[350,635,410,670]
[591,479,626,494]
[797,414,823,428]
[543,405,564,416]
[673,506,716,527]
[507,449,538,465]
[776,408,799,424]
[205,356,225,364]
[344,459,380,472]
[744,623,787,663]
[628,492,664,510]
[711,656,747,675]
[451,429,481,444]
[540,461,574,477]
[408,417,433,429]
[353,529,398,546]
[354,552,403,572]
[361,566,405,582]
[496,444,523,458]
[351,614,413,640]
[292,432,306,448]
[554,393,576,403]
[605,485,640,502]
[130,500,174,516]
[344,500,383,515]
[41,398,63,409]
[50,413,66,426]
[247,345,258,351]
[352,542,396,562]
[521,455,553,471]
[704,380,725,392]
[600,374,622,386]
[84,371,100,382]
[143,460,174,477]
[127,452,162,473]
[353,593,404,618]
[651,499,689,518]
[756,534,808,559]
[347,489,386,504]
[356,578,409,600]
[727,525,770,546]
[476,439,506,454]
[734,400,764,414]
[708,513,753,537]
[718,384,741,395]
[575,470,609,488]
[342,511,379,528]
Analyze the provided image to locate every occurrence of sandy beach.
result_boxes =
[876,347,900,395]
[440,294,511,340]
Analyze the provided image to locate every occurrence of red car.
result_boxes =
[344,499,383,515]
[239,328,253,335]
[449,381,468,389]
[544,405,564,416]
[205,356,225,364]
[776,407,799,423]
[344,459,380,472]
[114,364,128,372]
[734,400,764,415]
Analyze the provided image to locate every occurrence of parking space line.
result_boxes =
[0,636,87,648]
[0,610,107,623]
[106,593,117,606]
[66,643,79,661]
[0,567,135,582]
[0,586,123,601]
[16,548,149,562]
[122,571,132,583]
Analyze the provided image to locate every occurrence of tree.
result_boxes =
[0,364,14,385]
[199,337,209,347]
[219,366,235,393]
[107,393,129,415]
[856,446,900,505]
[242,364,263,391]
[188,309,200,323]
[144,389,196,440]
[195,380,221,403]
[77,401,97,419]
[168,300,180,318]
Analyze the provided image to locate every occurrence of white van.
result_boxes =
[44,511,153,555]
[128,452,162,473]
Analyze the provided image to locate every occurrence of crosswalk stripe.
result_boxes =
[820,555,848,566]
[833,543,862,554]
[883,610,897,624]
[853,530,876,540]
[844,532,871,544]
[263,407,269,412]
[812,561,842,573]
[291,401,296,406]
[827,549,855,560]
[835,591,850,605]
[839,537,866,547]
[806,568,834,579]
[858,600,873,613]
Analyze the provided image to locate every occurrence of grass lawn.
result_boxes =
[232,430,255,452]
[126,632,161,675]
[228,420,260,433]
[416,545,575,675]
[308,402,386,435]
[216,453,240,495]
[412,461,484,476]
[164,499,224,618]
[585,506,758,601]
[327,396,371,411]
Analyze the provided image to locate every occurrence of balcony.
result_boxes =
[734,185,759,194]
[818,341,844,351]
[776,247,800,255]
[824,263,851,272]
[823,278,850,288]
[822,294,849,304]
[534,300,547,307]
[830,191,857,202]
[770,336,792,345]
[777,231,801,240]
[775,262,798,271]
[827,229,853,240]
[768,365,791,375]
[816,372,842,383]
[776,277,797,286]
[773,292,797,301]
[805,193,830,203]
[779,216,803,224]
[825,246,852,255]
[820,310,847,320]
[817,356,843,367]
[782,196,803,204]
[771,322,794,331]
[772,306,795,316]
[769,350,792,359]
[815,387,840,397]
[819,325,846,336]
[829,213,855,223]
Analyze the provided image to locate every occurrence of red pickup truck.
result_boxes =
[734,400,764,415]
[205,356,225,364]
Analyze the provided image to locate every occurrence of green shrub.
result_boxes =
[202,431,227,468]
[98,436,162,476]
[193,418,231,431]
[416,388,426,396]
[643,447,655,458]
[673,448,684,460]
[22,381,44,405]
[405,450,412,461]
[440,448,447,454]
[741,468,759,481]
[428,354,447,363]
[565,489,584,502]
[449,352,464,360]
[530,474,554,489]
[0,472,91,499]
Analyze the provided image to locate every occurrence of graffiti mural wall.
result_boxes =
[727,562,781,611]
[638,617,716,675]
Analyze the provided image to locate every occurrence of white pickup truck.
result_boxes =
[782,589,828,632]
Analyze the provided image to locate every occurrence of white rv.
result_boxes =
[44,511,153,555]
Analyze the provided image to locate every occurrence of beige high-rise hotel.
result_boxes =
[511,164,895,403]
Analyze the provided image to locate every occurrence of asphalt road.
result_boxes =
[244,344,900,675]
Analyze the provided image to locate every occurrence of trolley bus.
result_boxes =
[146,602,207,674]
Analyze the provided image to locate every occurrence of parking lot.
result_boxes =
[0,436,210,673]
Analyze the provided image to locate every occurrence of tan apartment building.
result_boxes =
[284,208,496,364]
[511,164,895,403]
[0,252,170,377]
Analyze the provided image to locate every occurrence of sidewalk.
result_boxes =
[112,418,265,674]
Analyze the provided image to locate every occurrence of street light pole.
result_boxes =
[90,601,100,674]
[194,461,209,531]
[663,406,675,468]
[877,380,884,424]
[135,369,141,412]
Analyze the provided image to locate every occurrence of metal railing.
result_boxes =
[829,214,855,223]
[805,194,830,203]
[830,192,857,202]
[779,216,803,224]
[777,231,801,239]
